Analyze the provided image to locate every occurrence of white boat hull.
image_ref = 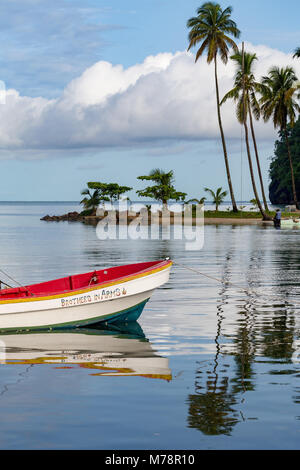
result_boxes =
[0,263,171,331]
[281,219,300,227]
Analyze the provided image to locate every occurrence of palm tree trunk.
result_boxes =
[247,99,269,212]
[283,124,299,209]
[243,117,270,220]
[214,56,238,213]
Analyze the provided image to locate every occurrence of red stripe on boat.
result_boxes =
[0,260,171,300]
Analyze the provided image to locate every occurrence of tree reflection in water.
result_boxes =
[187,251,242,436]
[186,239,298,436]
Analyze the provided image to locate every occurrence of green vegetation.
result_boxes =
[184,4,300,213]
[293,48,300,59]
[77,172,298,220]
[186,197,206,205]
[269,118,300,204]
[78,8,300,220]
[260,66,300,208]
[250,198,259,210]
[204,210,260,218]
[136,169,186,208]
[187,2,240,213]
[80,183,108,215]
[204,187,228,211]
[221,49,269,215]
[80,182,132,215]
[87,182,132,204]
[204,210,296,219]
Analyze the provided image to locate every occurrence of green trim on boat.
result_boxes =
[0,299,149,333]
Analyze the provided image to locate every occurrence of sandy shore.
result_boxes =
[41,211,273,226]
[86,216,271,226]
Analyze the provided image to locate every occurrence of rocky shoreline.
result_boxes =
[41,211,83,222]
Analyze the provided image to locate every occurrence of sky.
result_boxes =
[0,0,300,201]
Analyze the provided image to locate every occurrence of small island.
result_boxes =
[41,169,296,226]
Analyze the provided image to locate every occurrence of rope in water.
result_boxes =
[171,259,255,296]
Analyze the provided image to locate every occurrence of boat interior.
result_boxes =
[0,260,166,300]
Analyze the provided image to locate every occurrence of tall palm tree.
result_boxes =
[260,66,300,209]
[220,50,270,220]
[204,186,228,211]
[187,2,240,213]
[221,50,269,214]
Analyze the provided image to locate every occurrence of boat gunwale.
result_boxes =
[0,260,172,305]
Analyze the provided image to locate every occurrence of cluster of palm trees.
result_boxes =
[81,169,233,213]
[187,2,300,220]
[80,169,187,214]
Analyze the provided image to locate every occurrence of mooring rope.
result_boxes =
[0,280,12,289]
[0,267,30,293]
[170,259,256,296]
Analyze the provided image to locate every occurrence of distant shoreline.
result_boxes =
[204,218,271,225]
[40,210,278,226]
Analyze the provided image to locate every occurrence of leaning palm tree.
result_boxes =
[221,50,269,214]
[80,188,101,214]
[260,66,300,209]
[204,187,228,211]
[187,2,240,213]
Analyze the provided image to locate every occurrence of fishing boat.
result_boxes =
[0,259,172,331]
[281,218,300,228]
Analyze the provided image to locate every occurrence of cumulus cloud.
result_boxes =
[0,42,299,157]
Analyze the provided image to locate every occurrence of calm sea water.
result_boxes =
[0,201,299,450]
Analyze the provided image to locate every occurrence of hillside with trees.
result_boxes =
[269,117,300,205]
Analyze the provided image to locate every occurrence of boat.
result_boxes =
[0,259,172,332]
[0,326,172,381]
[281,218,300,227]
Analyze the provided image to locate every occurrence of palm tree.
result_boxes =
[187,2,240,213]
[250,198,259,210]
[137,169,186,209]
[80,188,101,214]
[204,187,228,211]
[293,47,300,59]
[186,197,206,204]
[260,66,300,209]
[221,49,269,214]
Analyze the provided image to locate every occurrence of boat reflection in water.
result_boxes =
[0,322,171,381]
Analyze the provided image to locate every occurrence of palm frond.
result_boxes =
[220,86,240,105]
[187,2,239,65]
[293,47,300,59]
[259,66,299,130]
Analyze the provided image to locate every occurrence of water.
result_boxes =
[0,202,299,450]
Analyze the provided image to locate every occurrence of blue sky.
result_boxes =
[0,0,299,201]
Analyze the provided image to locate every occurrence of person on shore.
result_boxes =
[273,209,281,228]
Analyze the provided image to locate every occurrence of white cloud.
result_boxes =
[61,52,177,107]
[0,42,299,157]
